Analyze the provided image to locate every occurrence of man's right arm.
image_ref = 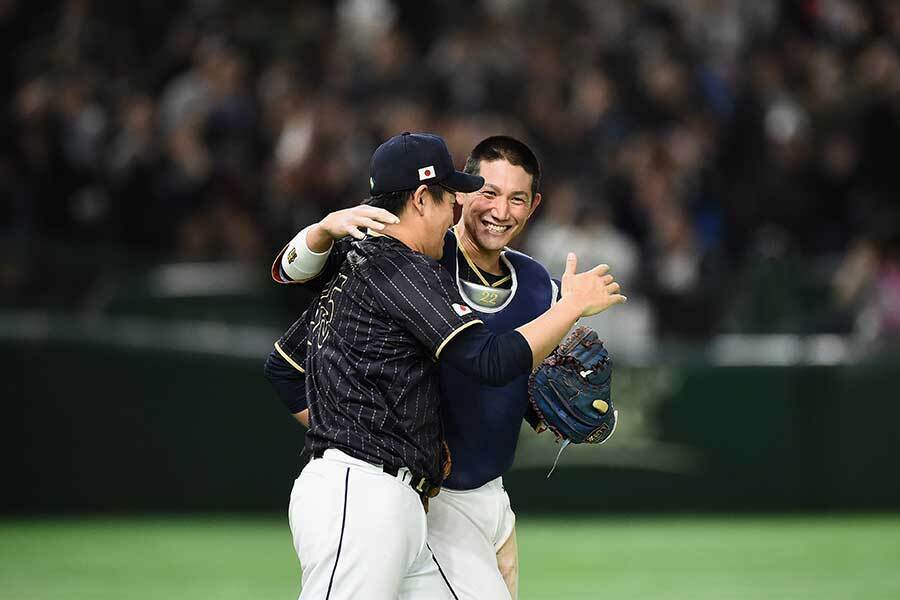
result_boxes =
[438,279,613,387]
[376,250,625,387]
[272,205,399,285]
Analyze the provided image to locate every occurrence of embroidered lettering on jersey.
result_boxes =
[310,273,348,349]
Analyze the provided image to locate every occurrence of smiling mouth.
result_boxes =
[484,222,511,234]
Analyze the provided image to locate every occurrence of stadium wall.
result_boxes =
[4,331,898,513]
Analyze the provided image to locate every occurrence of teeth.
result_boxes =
[485,223,510,234]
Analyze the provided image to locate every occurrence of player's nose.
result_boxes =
[490,196,510,221]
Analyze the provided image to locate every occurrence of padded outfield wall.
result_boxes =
[3,314,898,513]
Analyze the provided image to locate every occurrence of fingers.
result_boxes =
[563,253,577,278]
[564,257,629,313]
[595,269,623,297]
[343,207,399,240]
[346,226,366,240]
[592,399,609,414]
[356,205,400,224]
[355,217,391,231]
[587,263,610,277]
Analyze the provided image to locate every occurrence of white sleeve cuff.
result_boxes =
[281,226,333,281]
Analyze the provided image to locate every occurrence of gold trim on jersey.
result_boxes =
[491,274,512,288]
[274,341,306,373]
[435,319,484,359]
[453,226,498,287]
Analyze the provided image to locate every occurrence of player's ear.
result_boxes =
[454,191,473,208]
[529,192,542,216]
[411,185,429,216]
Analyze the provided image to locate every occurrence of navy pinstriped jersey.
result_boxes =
[438,231,557,490]
[276,235,482,483]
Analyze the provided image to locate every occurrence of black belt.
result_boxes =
[381,462,442,500]
[312,449,441,504]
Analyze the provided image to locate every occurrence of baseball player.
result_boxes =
[427,136,557,600]
[265,132,625,600]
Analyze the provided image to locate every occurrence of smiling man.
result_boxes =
[428,136,554,600]
[266,135,621,599]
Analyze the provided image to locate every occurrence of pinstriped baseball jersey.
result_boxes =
[278,234,482,483]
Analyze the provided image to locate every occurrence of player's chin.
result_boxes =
[478,227,517,249]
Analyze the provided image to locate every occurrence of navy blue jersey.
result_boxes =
[439,231,557,489]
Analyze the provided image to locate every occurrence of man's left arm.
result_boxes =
[263,349,309,427]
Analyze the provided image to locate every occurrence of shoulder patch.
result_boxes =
[452,303,472,316]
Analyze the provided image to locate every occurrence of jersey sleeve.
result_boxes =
[371,252,483,359]
[264,349,307,413]
[273,306,312,373]
[439,326,532,385]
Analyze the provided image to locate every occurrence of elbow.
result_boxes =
[481,336,532,386]
[484,370,515,387]
[474,334,531,386]
[475,359,519,387]
[294,409,310,428]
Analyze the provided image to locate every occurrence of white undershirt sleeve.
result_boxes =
[280,226,333,281]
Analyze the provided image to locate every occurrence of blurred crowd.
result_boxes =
[2,0,900,341]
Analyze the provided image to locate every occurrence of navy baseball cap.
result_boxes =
[369,132,484,195]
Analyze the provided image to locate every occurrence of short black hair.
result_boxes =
[463,136,542,199]
[363,183,447,216]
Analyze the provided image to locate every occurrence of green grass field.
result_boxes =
[1,514,898,599]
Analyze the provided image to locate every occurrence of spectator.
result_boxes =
[1,0,897,339]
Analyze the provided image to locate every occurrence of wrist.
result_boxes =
[306,222,336,253]
[281,226,333,281]
[556,296,584,321]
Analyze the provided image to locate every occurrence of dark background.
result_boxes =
[3,0,900,514]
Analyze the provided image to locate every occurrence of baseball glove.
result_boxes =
[528,326,617,446]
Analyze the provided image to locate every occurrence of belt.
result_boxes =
[312,449,441,510]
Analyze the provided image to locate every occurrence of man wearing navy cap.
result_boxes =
[266,132,625,599]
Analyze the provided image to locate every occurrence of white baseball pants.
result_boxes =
[426,477,517,600]
[288,448,454,600]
